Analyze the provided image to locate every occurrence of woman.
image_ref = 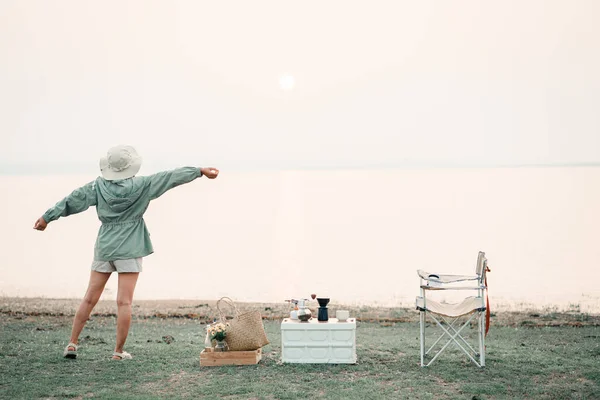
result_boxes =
[33,145,219,360]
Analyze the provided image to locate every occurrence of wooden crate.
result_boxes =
[200,348,262,366]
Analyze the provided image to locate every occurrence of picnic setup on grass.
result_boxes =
[200,251,490,369]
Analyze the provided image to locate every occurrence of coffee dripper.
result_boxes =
[317,298,330,321]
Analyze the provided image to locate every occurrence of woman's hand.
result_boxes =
[33,217,48,231]
[201,168,219,179]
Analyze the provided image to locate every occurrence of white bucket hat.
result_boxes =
[99,145,142,181]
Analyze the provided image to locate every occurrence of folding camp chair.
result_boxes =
[416,251,490,367]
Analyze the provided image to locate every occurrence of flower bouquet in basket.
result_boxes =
[207,322,229,352]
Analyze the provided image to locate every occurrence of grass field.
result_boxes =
[1,299,599,399]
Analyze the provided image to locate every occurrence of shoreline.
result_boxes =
[2,296,599,328]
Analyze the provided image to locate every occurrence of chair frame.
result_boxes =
[417,251,489,367]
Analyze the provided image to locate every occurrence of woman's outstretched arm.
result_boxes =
[146,167,219,200]
[33,181,98,231]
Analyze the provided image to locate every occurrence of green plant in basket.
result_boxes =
[208,322,228,341]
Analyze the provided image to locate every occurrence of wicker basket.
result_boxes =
[217,297,269,351]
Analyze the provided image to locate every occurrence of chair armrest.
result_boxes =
[420,285,486,291]
[417,269,479,283]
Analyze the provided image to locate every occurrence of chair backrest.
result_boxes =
[475,251,488,280]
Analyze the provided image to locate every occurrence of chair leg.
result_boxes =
[479,311,485,367]
[420,311,425,367]
[440,316,478,356]
[427,316,456,355]
[427,313,482,367]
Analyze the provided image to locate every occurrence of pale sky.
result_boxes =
[1,0,599,173]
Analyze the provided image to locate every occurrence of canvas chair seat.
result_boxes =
[416,296,485,318]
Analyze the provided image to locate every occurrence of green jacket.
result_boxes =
[43,167,203,261]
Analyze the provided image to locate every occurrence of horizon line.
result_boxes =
[2,161,600,175]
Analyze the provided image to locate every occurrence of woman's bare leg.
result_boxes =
[113,272,139,357]
[69,271,111,345]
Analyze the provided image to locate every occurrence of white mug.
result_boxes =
[336,310,350,321]
[428,274,442,288]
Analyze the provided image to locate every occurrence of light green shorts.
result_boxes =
[91,258,143,273]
